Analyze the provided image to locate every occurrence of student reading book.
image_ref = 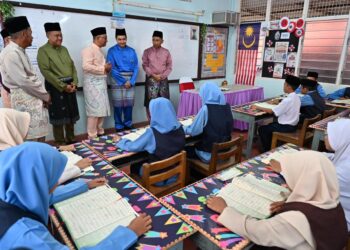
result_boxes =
[253,75,301,152]
[207,151,348,249]
[0,142,152,250]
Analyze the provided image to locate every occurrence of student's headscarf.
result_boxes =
[280,150,339,209]
[327,119,350,172]
[0,142,67,224]
[0,108,30,150]
[149,97,181,133]
[199,82,226,105]
[277,151,340,246]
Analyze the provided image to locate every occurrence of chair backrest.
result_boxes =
[322,107,337,119]
[208,135,243,175]
[142,151,186,197]
[179,77,195,93]
[298,114,322,142]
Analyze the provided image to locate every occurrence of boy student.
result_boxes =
[299,78,326,122]
[295,71,326,98]
[327,87,350,100]
[253,75,301,152]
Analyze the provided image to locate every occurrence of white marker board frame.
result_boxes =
[11,2,203,87]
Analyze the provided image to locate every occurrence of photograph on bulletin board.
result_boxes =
[200,26,228,78]
[262,29,299,79]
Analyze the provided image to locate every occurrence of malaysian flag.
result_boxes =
[235,23,261,85]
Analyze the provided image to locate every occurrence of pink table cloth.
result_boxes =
[177,85,264,130]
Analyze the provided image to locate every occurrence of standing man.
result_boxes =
[107,28,138,132]
[81,27,111,138]
[142,30,172,119]
[0,16,50,141]
[0,28,12,108]
[37,22,80,145]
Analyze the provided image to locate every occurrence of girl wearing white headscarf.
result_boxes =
[324,118,350,231]
[0,108,91,184]
[207,151,347,249]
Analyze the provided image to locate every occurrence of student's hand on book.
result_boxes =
[270,201,285,214]
[128,213,152,237]
[112,135,121,142]
[87,177,107,189]
[269,159,282,173]
[206,196,227,214]
[251,104,257,110]
[75,158,92,169]
[58,144,76,151]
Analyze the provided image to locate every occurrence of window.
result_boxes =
[299,19,348,84]
[270,0,304,20]
[240,0,267,23]
[343,44,350,85]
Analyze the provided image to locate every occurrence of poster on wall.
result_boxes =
[262,29,300,79]
[200,26,228,78]
[274,42,289,62]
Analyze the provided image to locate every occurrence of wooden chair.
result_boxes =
[187,136,243,179]
[323,107,337,119]
[138,151,187,197]
[271,114,322,149]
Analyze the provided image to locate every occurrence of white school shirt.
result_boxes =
[272,92,301,126]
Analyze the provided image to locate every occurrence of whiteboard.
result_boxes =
[15,7,200,86]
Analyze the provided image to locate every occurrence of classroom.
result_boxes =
[0,0,349,249]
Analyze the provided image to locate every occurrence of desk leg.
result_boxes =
[168,241,184,250]
[190,232,220,250]
[244,118,255,158]
[311,130,324,151]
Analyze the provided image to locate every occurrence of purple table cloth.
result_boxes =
[177,85,264,130]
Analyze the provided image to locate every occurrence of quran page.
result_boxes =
[254,102,278,110]
[217,175,290,219]
[54,185,136,249]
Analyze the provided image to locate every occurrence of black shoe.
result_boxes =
[115,128,124,133]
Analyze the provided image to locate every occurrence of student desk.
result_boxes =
[83,116,199,167]
[177,85,264,130]
[160,143,302,250]
[309,109,350,150]
[231,99,277,158]
[50,143,195,250]
[326,100,350,111]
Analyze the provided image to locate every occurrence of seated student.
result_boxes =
[299,78,326,122]
[0,142,152,250]
[114,97,185,185]
[295,71,326,98]
[207,151,348,249]
[327,87,350,100]
[183,82,233,163]
[253,75,301,152]
[0,108,92,184]
[324,119,350,231]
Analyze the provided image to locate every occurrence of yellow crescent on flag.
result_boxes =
[242,35,256,48]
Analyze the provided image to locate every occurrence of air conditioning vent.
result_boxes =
[212,11,240,26]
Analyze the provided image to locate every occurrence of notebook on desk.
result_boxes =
[217,174,290,219]
[179,117,194,127]
[254,102,278,110]
[121,127,148,141]
[260,147,299,164]
[331,99,350,105]
[54,185,137,249]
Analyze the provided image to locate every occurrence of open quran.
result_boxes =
[217,174,290,219]
[254,102,278,110]
[121,127,148,141]
[54,185,137,249]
